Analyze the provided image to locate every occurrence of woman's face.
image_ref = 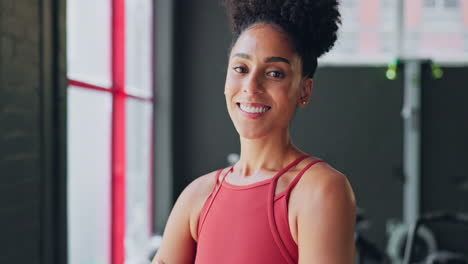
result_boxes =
[224,23,311,139]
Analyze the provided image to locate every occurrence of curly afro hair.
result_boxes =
[224,0,341,78]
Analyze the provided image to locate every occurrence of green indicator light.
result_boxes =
[386,69,397,80]
[434,68,443,79]
[431,63,444,79]
[386,58,398,80]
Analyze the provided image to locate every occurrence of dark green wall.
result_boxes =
[0,0,67,263]
[171,0,234,199]
[421,67,468,253]
[294,66,404,249]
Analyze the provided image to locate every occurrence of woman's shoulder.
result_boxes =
[290,158,356,261]
[293,158,355,211]
[171,167,230,221]
[183,167,230,199]
[182,167,232,240]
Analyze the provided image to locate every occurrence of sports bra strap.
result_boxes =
[284,159,323,198]
[272,154,310,181]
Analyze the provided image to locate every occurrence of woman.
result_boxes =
[153,0,355,263]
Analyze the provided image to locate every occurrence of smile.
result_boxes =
[239,103,270,113]
[236,102,271,119]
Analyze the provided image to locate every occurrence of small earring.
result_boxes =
[302,101,307,104]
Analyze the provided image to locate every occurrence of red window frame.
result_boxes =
[67,0,154,263]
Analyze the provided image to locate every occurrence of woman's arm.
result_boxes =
[296,167,356,264]
[151,173,216,264]
[151,184,197,264]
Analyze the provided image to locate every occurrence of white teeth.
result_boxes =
[239,104,270,114]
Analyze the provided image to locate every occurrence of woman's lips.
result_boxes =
[236,102,271,119]
[238,102,271,108]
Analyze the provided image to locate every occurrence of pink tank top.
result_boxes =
[195,155,323,264]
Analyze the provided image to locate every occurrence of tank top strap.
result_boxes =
[212,169,223,190]
[266,154,310,264]
[212,166,234,191]
[284,159,324,199]
[220,165,234,183]
[272,154,310,181]
[198,166,234,238]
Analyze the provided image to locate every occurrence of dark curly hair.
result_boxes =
[224,0,341,78]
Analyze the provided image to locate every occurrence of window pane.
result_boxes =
[341,0,356,8]
[67,0,112,87]
[125,0,153,97]
[445,0,459,8]
[406,0,467,63]
[320,0,398,64]
[125,98,153,260]
[424,0,436,7]
[321,0,468,64]
[67,87,112,264]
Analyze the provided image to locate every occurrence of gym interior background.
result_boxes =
[0,0,467,263]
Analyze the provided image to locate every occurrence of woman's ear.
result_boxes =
[297,78,313,107]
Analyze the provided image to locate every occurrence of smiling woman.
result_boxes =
[225,23,308,139]
[152,0,355,263]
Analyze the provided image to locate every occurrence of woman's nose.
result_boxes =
[243,72,263,94]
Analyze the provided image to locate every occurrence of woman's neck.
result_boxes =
[236,130,304,177]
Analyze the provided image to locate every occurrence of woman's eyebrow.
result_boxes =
[232,53,290,65]
[265,56,290,65]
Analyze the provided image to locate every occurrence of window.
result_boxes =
[340,0,357,8]
[444,0,459,8]
[322,0,398,64]
[424,0,436,8]
[423,0,459,9]
[67,0,154,263]
[321,0,468,64]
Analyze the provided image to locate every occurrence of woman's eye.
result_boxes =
[267,71,284,78]
[233,66,247,73]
